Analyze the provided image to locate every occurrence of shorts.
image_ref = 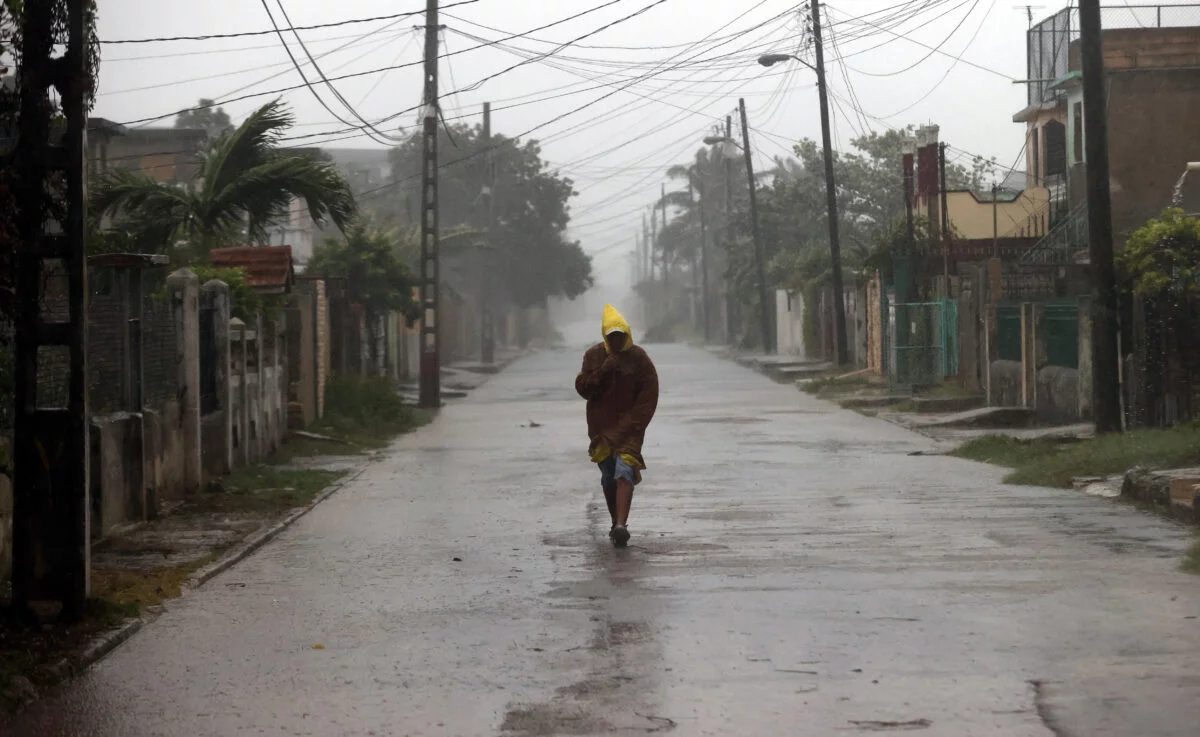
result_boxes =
[598,455,638,488]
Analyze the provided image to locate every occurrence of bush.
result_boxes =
[322,375,425,438]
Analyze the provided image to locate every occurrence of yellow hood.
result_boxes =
[602,304,633,353]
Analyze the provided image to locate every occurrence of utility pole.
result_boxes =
[939,142,950,296]
[660,182,669,289]
[694,163,712,344]
[739,98,773,354]
[903,145,916,303]
[1079,0,1122,433]
[12,0,91,619]
[644,213,653,282]
[480,101,495,365]
[724,114,735,345]
[418,0,440,408]
[811,0,849,365]
[992,183,999,258]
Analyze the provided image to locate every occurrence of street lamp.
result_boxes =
[756,6,849,366]
[758,53,814,71]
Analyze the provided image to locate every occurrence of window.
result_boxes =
[1045,120,1066,177]
[1031,127,1040,184]
[1073,102,1084,163]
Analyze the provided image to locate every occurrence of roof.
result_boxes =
[209,245,295,294]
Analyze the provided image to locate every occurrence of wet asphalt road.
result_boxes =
[8,342,1200,736]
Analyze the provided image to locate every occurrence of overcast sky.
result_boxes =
[92,0,1194,296]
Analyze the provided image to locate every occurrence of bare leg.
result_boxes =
[615,479,634,527]
[602,482,617,526]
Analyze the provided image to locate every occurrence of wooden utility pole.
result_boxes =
[739,98,773,354]
[1079,0,1122,433]
[12,0,91,619]
[480,101,495,365]
[811,0,848,365]
[418,0,440,408]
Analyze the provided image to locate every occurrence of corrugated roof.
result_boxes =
[209,245,295,294]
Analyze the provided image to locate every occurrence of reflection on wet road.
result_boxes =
[7,344,1200,736]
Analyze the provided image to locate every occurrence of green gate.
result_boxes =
[996,304,1022,362]
[1044,301,1079,369]
[889,299,959,387]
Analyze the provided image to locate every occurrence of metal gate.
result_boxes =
[889,299,958,387]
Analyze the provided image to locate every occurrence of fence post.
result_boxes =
[167,269,201,493]
[984,303,998,406]
[1020,302,1043,410]
[253,312,264,462]
[202,280,232,475]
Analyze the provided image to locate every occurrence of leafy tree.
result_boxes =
[91,100,356,260]
[1119,208,1200,298]
[175,99,233,139]
[306,224,419,365]
[378,123,593,308]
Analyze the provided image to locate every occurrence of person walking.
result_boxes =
[575,304,659,547]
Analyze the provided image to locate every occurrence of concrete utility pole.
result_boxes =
[1078,0,1122,433]
[480,101,495,365]
[418,0,441,408]
[693,161,712,344]
[12,0,91,619]
[739,98,773,354]
[661,182,669,289]
[939,142,950,294]
[724,115,736,346]
[810,0,849,365]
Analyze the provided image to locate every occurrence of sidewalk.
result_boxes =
[0,352,529,718]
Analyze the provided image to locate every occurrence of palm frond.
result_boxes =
[202,99,295,206]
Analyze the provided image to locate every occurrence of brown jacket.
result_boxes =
[575,342,659,468]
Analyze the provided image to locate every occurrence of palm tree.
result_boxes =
[92,100,356,259]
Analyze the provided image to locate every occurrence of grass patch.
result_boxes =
[92,555,218,614]
[202,466,344,514]
[800,374,872,398]
[1183,538,1200,575]
[953,424,1200,488]
[270,376,431,464]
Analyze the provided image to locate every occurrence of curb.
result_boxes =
[184,460,371,591]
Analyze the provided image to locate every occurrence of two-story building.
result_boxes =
[1014,5,1200,264]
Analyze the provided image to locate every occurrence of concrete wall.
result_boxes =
[947,187,1052,240]
[775,289,806,358]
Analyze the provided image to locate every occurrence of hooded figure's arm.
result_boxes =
[625,352,660,433]
[575,345,611,400]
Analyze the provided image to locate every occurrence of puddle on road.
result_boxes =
[686,416,768,424]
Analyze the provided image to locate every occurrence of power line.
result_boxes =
[453,0,678,95]
[872,0,996,118]
[269,0,404,143]
[845,0,980,78]
[256,0,393,146]
[99,28,409,98]
[112,0,679,128]
[99,1,480,44]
